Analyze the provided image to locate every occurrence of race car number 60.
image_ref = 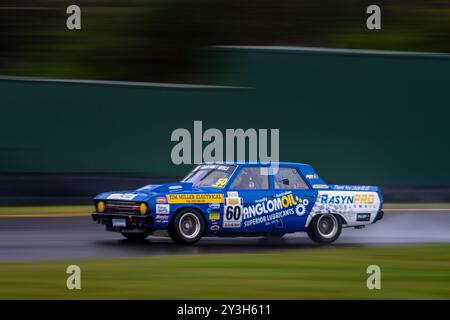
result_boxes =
[223,197,243,228]
[226,206,241,220]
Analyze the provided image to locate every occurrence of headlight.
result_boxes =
[139,203,148,215]
[96,201,105,213]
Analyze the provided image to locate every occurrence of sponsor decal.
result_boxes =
[242,193,304,227]
[155,214,170,223]
[330,185,374,191]
[312,184,329,189]
[166,193,224,204]
[212,177,228,188]
[209,203,221,210]
[168,185,183,190]
[156,197,167,204]
[357,213,371,221]
[227,191,239,197]
[311,191,380,219]
[243,193,299,219]
[223,196,243,228]
[209,213,220,220]
[197,164,232,171]
[210,225,220,231]
[295,204,306,216]
[306,174,319,180]
[321,193,375,205]
[222,192,310,229]
[107,193,137,200]
[226,197,241,206]
[223,206,242,228]
[156,204,170,214]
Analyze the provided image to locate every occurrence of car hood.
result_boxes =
[94,182,222,202]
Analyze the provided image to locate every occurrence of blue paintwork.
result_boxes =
[93,162,384,235]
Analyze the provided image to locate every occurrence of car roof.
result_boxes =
[198,162,326,184]
[203,161,309,166]
[201,161,314,170]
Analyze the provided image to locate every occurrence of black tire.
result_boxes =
[306,214,342,244]
[306,226,318,242]
[121,231,151,241]
[169,208,205,244]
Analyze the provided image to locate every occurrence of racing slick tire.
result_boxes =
[121,230,152,241]
[169,208,205,245]
[307,214,342,244]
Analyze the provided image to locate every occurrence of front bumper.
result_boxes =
[92,213,154,232]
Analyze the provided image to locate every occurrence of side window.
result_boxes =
[229,167,269,190]
[274,167,309,190]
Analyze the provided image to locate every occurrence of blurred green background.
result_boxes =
[1,47,450,187]
[1,1,450,83]
[1,1,450,202]
[1,3,450,300]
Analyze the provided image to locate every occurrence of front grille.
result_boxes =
[105,201,142,214]
[92,213,154,230]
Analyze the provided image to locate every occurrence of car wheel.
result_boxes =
[169,208,205,244]
[121,230,151,241]
[307,214,342,244]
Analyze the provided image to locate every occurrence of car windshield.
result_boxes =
[182,165,237,188]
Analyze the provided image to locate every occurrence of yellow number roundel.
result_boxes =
[212,178,228,188]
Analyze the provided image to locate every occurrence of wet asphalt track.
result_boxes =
[0,211,450,261]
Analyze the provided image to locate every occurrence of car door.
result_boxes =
[222,165,273,234]
[270,166,317,233]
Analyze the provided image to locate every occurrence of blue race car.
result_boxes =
[92,162,383,244]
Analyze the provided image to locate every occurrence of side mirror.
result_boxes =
[282,178,290,186]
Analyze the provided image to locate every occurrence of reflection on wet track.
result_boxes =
[0,211,449,261]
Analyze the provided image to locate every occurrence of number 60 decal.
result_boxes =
[225,205,241,220]
[223,197,243,228]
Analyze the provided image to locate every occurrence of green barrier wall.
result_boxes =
[1,47,449,186]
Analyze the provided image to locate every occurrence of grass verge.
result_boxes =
[0,245,449,299]
[0,205,92,217]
